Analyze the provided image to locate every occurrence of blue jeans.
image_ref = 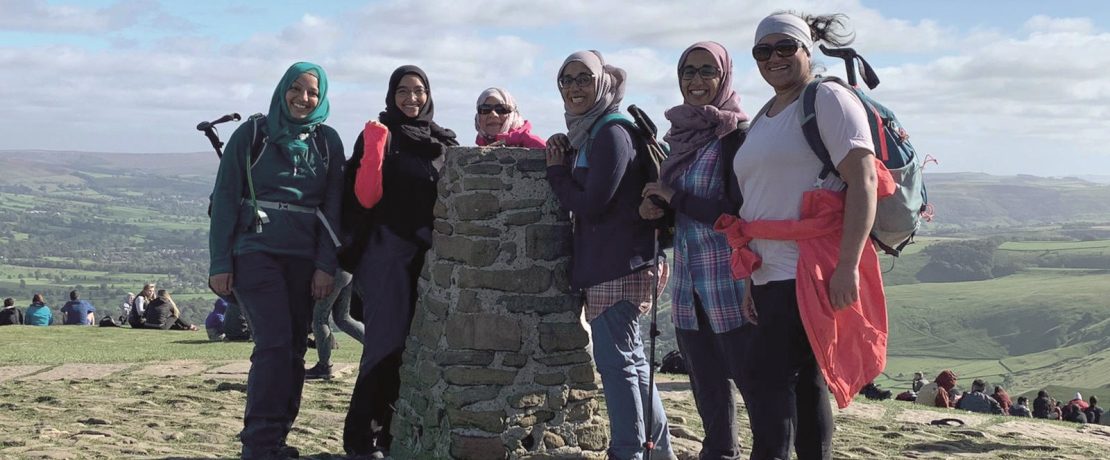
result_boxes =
[590,300,674,460]
[311,269,364,367]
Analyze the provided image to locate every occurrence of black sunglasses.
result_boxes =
[557,73,595,89]
[478,104,513,115]
[679,65,721,81]
[752,39,805,62]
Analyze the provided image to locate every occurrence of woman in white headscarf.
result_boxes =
[473,87,546,148]
[545,50,675,460]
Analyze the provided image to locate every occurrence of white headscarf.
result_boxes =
[474,87,525,139]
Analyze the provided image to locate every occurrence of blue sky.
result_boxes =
[2,0,1109,176]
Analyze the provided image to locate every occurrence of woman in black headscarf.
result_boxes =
[341,65,458,457]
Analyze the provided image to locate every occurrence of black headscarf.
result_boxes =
[379,65,459,159]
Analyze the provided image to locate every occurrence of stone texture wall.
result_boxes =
[390,147,607,460]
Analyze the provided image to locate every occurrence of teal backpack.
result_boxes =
[795,46,931,256]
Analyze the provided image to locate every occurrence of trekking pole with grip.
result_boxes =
[629,104,667,459]
[196,112,242,158]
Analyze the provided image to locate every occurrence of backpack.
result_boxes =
[797,75,929,256]
[206,114,331,217]
[577,106,673,246]
[659,349,687,374]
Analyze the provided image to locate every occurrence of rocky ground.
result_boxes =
[0,361,1106,459]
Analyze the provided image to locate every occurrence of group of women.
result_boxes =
[208,10,889,460]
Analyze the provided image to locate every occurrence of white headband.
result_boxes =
[755,13,814,49]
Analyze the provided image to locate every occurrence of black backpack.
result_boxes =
[659,349,687,374]
[206,114,331,217]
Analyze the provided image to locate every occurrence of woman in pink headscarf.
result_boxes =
[473,87,546,148]
[640,40,750,459]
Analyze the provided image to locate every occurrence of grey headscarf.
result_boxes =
[754,12,814,48]
[558,50,626,150]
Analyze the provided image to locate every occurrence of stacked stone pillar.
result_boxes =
[390,147,607,459]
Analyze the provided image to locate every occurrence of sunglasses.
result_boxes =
[477,104,513,115]
[679,65,721,81]
[752,39,806,62]
[558,72,596,89]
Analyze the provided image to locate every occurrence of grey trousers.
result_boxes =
[311,269,364,366]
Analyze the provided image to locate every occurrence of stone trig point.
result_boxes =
[390,147,607,459]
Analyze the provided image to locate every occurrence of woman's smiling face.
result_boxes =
[285,72,320,119]
[559,61,597,116]
[394,73,428,118]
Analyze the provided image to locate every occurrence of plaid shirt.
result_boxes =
[671,140,747,333]
[584,262,670,323]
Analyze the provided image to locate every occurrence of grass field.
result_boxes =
[0,326,364,365]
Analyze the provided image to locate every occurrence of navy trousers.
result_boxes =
[343,225,427,454]
[674,295,746,460]
[739,280,833,460]
[233,252,316,457]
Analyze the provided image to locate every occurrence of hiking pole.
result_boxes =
[196,112,242,158]
[818,44,880,89]
[628,105,668,459]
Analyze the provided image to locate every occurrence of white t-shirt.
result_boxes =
[732,82,873,285]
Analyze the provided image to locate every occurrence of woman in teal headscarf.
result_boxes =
[208,61,345,460]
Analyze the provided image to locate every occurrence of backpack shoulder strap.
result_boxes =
[589,112,636,140]
[247,113,266,166]
[800,76,844,179]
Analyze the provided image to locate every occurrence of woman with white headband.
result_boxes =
[719,12,892,460]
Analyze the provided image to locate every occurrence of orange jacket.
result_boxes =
[715,160,894,408]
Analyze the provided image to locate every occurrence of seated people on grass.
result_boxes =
[25,294,54,326]
[955,379,1003,414]
[61,290,96,325]
[1009,396,1032,417]
[0,298,23,325]
[143,290,198,331]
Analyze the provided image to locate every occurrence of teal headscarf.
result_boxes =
[266,61,330,167]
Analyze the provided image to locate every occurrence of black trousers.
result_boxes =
[233,252,315,457]
[674,296,746,460]
[739,280,833,460]
[344,226,426,454]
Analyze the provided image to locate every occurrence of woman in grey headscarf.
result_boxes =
[545,50,676,460]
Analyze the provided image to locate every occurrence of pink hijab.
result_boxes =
[661,41,748,184]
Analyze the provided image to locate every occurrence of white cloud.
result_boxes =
[0,0,193,34]
[0,1,1107,176]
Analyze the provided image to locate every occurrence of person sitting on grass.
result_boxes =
[206,298,228,341]
[1009,396,1032,417]
[143,290,198,331]
[0,298,23,326]
[1063,400,1088,424]
[956,379,1003,414]
[60,290,96,325]
[915,370,957,408]
[991,385,1013,415]
[25,294,54,326]
[1033,390,1051,418]
[1085,396,1103,425]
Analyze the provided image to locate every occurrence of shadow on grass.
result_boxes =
[905,439,1060,454]
[657,381,691,392]
[156,455,346,460]
[171,339,224,345]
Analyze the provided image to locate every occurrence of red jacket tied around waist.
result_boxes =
[714,159,895,409]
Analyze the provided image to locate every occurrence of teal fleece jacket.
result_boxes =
[208,120,344,276]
